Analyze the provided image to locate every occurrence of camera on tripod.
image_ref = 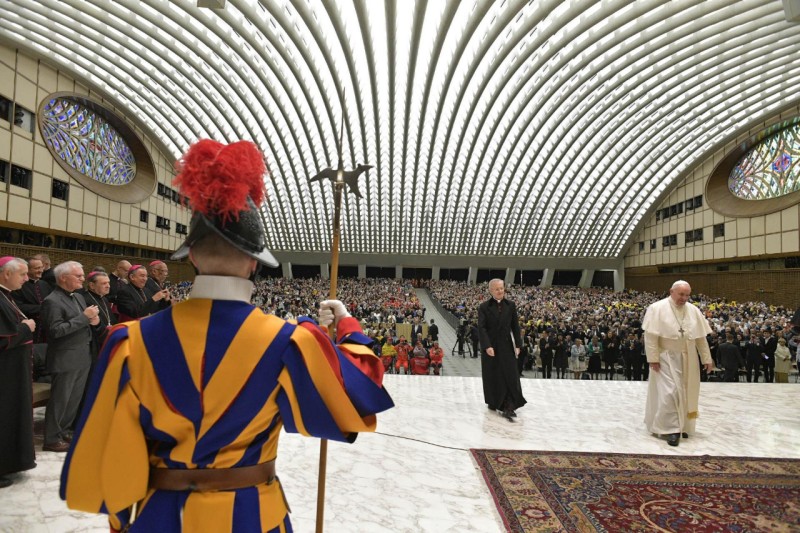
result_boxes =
[452,318,471,357]
[457,319,468,339]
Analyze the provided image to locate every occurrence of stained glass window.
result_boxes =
[40,98,136,185]
[729,123,800,200]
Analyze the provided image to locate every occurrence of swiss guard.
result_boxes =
[60,139,393,533]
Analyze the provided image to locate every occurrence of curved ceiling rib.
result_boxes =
[1,0,799,260]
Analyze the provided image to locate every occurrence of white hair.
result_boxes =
[671,280,690,290]
[0,258,27,274]
[488,278,504,291]
[54,260,83,280]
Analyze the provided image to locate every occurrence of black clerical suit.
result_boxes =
[13,278,51,342]
[621,337,643,380]
[0,287,36,478]
[115,283,163,321]
[717,341,743,382]
[478,297,526,412]
[13,278,52,380]
[539,334,554,379]
[145,277,171,312]
[762,335,777,383]
[107,273,126,306]
[744,337,764,382]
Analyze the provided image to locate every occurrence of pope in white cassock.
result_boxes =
[642,280,713,447]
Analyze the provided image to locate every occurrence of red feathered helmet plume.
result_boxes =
[174,139,265,223]
[170,140,278,267]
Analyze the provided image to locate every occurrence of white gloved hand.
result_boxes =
[318,299,351,328]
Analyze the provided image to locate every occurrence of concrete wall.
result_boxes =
[0,44,190,256]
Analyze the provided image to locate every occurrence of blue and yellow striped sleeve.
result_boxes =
[278,317,393,442]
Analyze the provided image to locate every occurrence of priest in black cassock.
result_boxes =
[0,256,37,488]
[145,260,171,312]
[478,279,526,421]
[13,255,51,381]
[116,265,169,321]
[106,259,130,307]
[82,271,117,360]
[12,255,51,341]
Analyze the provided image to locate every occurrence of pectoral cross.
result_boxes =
[678,326,685,337]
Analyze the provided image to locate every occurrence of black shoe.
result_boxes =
[667,433,680,446]
[681,432,689,439]
[502,410,515,421]
[0,476,12,489]
[509,410,517,418]
[43,440,70,453]
[488,405,497,411]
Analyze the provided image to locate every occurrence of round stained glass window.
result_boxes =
[728,123,800,200]
[40,97,136,185]
[38,92,155,204]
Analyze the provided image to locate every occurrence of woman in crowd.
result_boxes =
[570,338,587,379]
[774,337,792,383]
[553,334,569,379]
[381,337,397,374]
[587,336,603,380]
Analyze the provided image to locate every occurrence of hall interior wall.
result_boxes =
[624,104,800,304]
[0,44,191,269]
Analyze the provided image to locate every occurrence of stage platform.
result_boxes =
[1,375,797,532]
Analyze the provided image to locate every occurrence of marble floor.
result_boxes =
[1,376,798,532]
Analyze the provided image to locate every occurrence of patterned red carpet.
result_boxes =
[471,449,800,532]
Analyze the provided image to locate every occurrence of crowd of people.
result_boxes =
[2,256,797,488]
[427,280,799,382]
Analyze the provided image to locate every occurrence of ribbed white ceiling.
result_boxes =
[2,0,799,259]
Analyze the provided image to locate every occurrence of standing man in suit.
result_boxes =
[428,318,438,341]
[717,333,743,382]
[478,279,526,421]
[539,329,554,379]
[41,261,100,452]
[106,260,130,307]
[761,327,777,383]
[410,316,424,345]
[744,332,763,382]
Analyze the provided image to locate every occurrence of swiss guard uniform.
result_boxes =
[60,139,393,532]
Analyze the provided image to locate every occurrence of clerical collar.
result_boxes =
[495,299,503,304]
[190,275,253,303]
[0,284,10,292]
